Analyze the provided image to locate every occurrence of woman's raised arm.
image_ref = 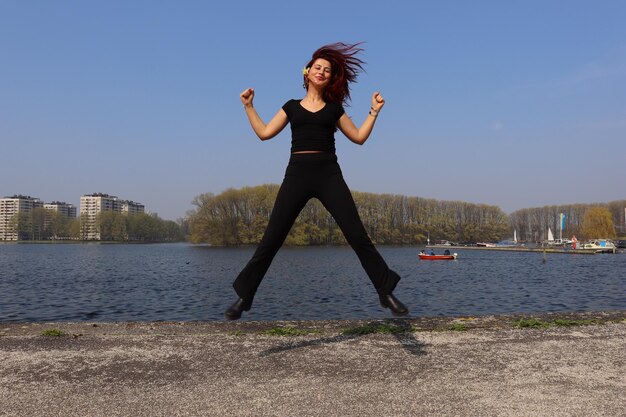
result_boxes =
[337,92,385,145]
[240,88,288,141]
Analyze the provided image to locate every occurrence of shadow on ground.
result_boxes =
[259,318,425,357]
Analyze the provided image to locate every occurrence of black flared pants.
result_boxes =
[233,153,400,301]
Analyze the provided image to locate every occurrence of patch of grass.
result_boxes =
[514,318,549,328]
[553,319,598,327]
[449,323,468,331]
[228,330,245,336]
[260,327,315,337]
[41,329,66,337]
[514,317,606,329]
[342,323,406,336]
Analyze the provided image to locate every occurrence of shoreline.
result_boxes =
[2,310,624,336]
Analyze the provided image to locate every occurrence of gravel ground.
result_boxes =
[1,311,624,417]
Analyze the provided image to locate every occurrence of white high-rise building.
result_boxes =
[0,195,43,241]
[120,200,145,215]
[80,193,117,240]
[44,201,77,219]
[43,201,77,238]
[80,193,145,240]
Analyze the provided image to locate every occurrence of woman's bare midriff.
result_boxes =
[291,150,326,154]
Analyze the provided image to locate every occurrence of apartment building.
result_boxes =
[120,200,145,215]
[44,201,77,219]
[80,193,117,240]
[43,201,77,238]
[80,193,145,240]
[0,195,43,240]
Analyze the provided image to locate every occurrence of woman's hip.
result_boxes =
[285,152,342,178]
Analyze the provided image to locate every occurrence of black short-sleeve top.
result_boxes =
[282,99,345,153]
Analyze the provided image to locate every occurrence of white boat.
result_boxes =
[546,227,573,246]
[496,230,520,247]
[580,239,616,253]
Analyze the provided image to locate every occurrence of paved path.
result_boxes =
[1,311,624,417]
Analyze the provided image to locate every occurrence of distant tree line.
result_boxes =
[92,211,184,242]
[186,184,511,246]
[509,200,625,241]
[8,208,184,242]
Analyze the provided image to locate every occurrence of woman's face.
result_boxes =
[307,58,332,89]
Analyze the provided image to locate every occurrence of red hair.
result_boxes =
[304,42,365,106]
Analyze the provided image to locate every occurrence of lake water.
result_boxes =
[0,243,624,322]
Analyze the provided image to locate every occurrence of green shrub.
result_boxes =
[449,323,468,331]
[514,318,548,328]
[41,329,66,337]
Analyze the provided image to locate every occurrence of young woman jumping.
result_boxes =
[225,42,408,320]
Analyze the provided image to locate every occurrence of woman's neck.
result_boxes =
[304,86,325,103]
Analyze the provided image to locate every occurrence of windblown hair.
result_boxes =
[304,42,365,106]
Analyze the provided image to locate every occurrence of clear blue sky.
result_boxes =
[2,1,625,220]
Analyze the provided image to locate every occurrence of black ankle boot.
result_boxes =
[224,298,252,320]
[379,293,409,316]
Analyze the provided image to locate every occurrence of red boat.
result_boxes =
[418,253,458,260]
